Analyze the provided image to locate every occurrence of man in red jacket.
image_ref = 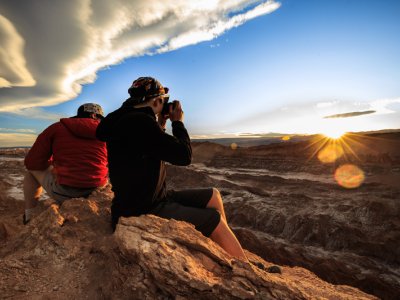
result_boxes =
[23,103,108,224]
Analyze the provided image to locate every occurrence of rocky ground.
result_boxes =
[0,132,399,299]
[0,169,374,299]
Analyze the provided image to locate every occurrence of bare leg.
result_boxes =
[207,188,246,260]
[207,188,280,272]
[210,219,247,260]
[23,171,43,209]
[206,188,227,222]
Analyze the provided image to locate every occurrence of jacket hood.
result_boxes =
[96,105,154,142]
[60,118,99,139]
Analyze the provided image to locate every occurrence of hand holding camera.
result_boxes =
[162,100,184,123]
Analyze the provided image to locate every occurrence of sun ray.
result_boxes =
[345,132,389,154]
[305,136,331,162]
[338,136,363,162]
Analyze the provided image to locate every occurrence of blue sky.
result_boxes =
[1,0,400,146]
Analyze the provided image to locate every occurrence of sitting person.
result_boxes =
[96,77,247,260]
[23,103,108,224]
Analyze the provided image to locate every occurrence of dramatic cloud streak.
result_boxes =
[0,0,280,112]
[323,110,376,119]
[0,15,35,88]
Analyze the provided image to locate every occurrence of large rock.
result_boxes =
[0,189,375,299]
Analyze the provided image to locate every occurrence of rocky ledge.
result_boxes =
[0,188,376,299]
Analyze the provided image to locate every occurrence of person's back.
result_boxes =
[23,103,108,224]
[26,117,107,187]
[98,77,282,273]
[97,99,191,226]
[96,76,247,260]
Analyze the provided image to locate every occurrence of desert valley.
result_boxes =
[0,130,399,299]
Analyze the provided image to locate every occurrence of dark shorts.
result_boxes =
[149,188,220,237]
[42,170,96,204]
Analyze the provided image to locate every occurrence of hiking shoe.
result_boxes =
[251,261,282,274]
[267,265,282,274]
[22,214,30,225]
[252,261,266,270]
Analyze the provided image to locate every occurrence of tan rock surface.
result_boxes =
[0,188,375,299]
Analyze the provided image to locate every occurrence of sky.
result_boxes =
[0,0,400,146]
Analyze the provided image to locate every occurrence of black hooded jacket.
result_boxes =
[96,104,192,222]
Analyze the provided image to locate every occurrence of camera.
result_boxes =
[161,100,176,116]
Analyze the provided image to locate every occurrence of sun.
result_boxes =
[321,127,346,139]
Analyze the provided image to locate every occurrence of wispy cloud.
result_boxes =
[323,110,376,119]
[8,108,65,121]
[221,97,400,135]
[369,98,400,114]
[0,133,37,147]
[0,0,280,112]
[0,128,36,133]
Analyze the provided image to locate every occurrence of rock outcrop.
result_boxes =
[0,188,376,299]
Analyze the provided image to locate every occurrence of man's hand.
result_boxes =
[169,100,184,122]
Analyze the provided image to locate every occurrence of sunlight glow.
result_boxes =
[321,128,346,139]
[318,144,344,163]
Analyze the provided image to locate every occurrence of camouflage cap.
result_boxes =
[77,103,104,117]
[128,77,169,104]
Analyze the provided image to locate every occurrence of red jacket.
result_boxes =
[25,118,108,188]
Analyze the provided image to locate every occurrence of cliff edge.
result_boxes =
[0,187,376,299]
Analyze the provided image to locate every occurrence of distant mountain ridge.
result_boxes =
[192,129,400,147]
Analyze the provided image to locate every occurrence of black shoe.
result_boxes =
[251,261,282,274]
[267,265,282,274]
[252,261,266,270]
[23,214,30,225]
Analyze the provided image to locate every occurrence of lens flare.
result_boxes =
[230,143,238,150]
[282,136,290,141]
[334,164,365,188]
[318,144,344,163]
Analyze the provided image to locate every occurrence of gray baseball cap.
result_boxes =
[77,103,104,117]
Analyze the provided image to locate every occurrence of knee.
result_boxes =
[212,188,221,200]
[26,169,48,186]
[24,170,33,177]
[24,170,38,183]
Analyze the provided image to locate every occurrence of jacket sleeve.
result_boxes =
[24,124,54,170]
[138,116,192,166]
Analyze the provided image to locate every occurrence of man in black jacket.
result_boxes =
[96,76,247,260]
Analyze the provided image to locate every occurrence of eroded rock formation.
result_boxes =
[0,189,376,299]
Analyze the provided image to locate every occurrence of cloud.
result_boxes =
[319,98,400,118]
[0,0,280,112]
[316,101,338,108]
[221,97,400,135]
[0,15,35,88]
[369,98,400,114]
[0,128,36,133]
[323,110,376,119]
[0,133,37,147]
[8,107,65,121]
